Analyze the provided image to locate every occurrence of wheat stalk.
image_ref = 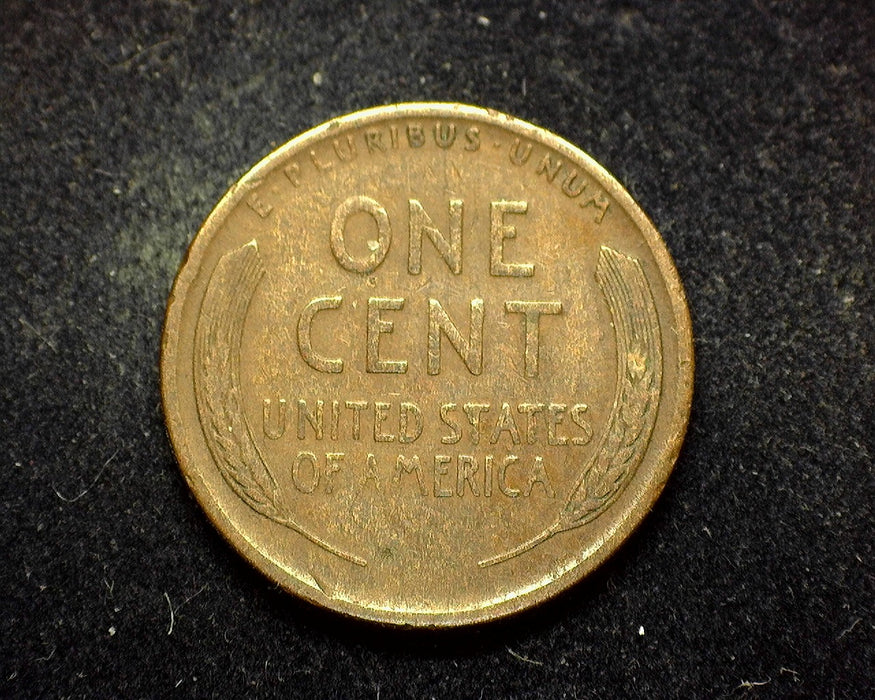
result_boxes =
[479,246,662,567]
[193,242,366,567]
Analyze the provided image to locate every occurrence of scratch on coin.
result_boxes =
[307,571,326,595]
[52,449,118,503]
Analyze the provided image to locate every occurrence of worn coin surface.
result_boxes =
[161,103,693,626]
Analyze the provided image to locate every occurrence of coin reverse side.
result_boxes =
[161,103,693,626]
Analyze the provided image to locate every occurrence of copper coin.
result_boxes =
[161,103,694,626]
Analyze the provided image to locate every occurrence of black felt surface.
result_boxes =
[2,1,872,697]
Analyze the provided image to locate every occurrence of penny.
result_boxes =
[161,103,693,626]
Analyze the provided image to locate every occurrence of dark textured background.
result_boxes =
[2,1,872,697]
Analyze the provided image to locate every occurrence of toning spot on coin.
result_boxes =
[161,104,693,626]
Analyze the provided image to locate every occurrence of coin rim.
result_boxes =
[160,102,694,627]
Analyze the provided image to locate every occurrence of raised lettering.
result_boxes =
[330,196,391,273]
[525,456,555,497]
[580,192,610,223]
[394,454,426,495]
[283,162,301,186]
[324,453,344,494]
[433,455,452,497]
[509,138,532,165]
[464,126,480,151]
[490,200,533,277]
[440,403,462,444]
[498,455,521,497]
[366,297,408,374]
[561,168,586,197]
[247,191,273,219]
[309,149,333,171]
[407,124,425,147]
[546,403,568,446]
[262,397,287,439]
[292,451,319,493]
[332,135,357,161]
[297,296,343,373]
[297,399,323,440]
[517,403,545,444]
[364,453,379,487]
[434,122,456,148]
[408,199,463,275]
[489,402,522,445]
[365,129,386,153]
[374,401,395,442]
[329,400,340,440]
[345,400,367,440]
[427,298,483,375]
[457,455,479,496]
[505,300,563,377]
[571,403,593,445]
[535,154,562,182]
[463,402,490,445]
[399,402,423,443]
